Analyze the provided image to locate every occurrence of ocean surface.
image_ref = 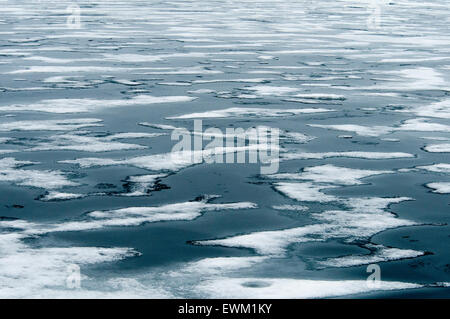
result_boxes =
[0,0,449,298]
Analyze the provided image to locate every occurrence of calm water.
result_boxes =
[0,0,449,298]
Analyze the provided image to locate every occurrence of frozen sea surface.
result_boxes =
[0,0,449,298]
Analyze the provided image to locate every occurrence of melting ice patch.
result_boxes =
[196,278,421,299]
[318,244,426,268]
[6,66,140,74]
[2,197,257,235]
[0,95,196,113]
[51,200,256,232]
[245,86,300,96]
[417,163,450,174]
[27,133,152,153]
[266,165,392,186]
[121,174,169,197]
[140,122,314,144]
[167,107,334,119]
[60,144,281,172]
[308,119,450,137]
[0,217,140,298]
[282,151,414,161]
[426,183,450,194]
[308,124,392,137]
[274,182,338,203]
[272,205,309,212]
[181,256,268,275]
[38,191,86,202]
[0,158,78,189]
[194,197,416,256]
[0,119,103,132]
[423,144,450,153]
[410,99,450,119]
[367,68,448,91]
[0,196,257,298]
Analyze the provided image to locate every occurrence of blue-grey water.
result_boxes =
[0,0,449,298]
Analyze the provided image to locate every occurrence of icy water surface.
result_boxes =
[0,0,449,298]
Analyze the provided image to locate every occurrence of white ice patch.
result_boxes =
[308,119,450,137]
[397,118,450,133]
[141,66,222,75]
[192,78,273,84]
[274,182,338,203]
[138,123,179,130]
[27,133,147,153]
[168,107,333,119]
[3,199,257,234]
[0,226,138,299]
[423,144,450,153]
[187,89,216,94]
[0,119,103,131]
[282,151,414,161]
[0,157,78,189]
[266,165,392,186]
[308,124,392,137]
[408,99,450,119]
[60,144,280,172]
[369,68,447,91]
[6,66,136,74]
[104,132,165,140]
[197,277,421,299]
[0,95,196,113]
[121,174,168,197]
[245,86,300,96]
[183,257,268,275]
[140,122,313,144]
[38,192,85,201]
[195,197,416,256]
[416,163,450,174]
[319,244,425,268]
[293,93,346,100]
[272,205,309,212]
[426,182,450,194]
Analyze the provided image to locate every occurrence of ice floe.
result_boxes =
[308,124,392,137]
[408,99,450,119]
[0,223,139,298]
[308,119,450,137]
[182,256,268,275]
[426,183,450,194]
[0,119,103,132]
[2,197,257,234]
[282,151,414,161]
[196,277,421,299]
[0,95,196,113]
[272,205,309,212]
[167,107,334,119]
[0,157,78,189]
[416,164,450,174]
[121,174,169,196]
[60,144,280,172]
[274,182,339,203]
[27,133,148,153]
[318,244,426,268]
[423,144,450,153]
[37,191,86,202]
[266,165,392,186]
[194,196,416,256]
